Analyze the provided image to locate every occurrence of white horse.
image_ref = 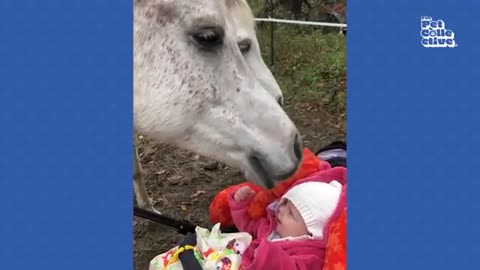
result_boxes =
[227,0,284,105]
[134,0,302,212]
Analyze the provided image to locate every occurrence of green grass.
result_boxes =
[256,24,346,120]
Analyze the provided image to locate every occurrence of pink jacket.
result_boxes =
[228,167,346,270]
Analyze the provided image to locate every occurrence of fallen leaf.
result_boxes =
[156,170,167,176]
[167,175,181,185]
[180,201,192,211]
[190,190,206,198]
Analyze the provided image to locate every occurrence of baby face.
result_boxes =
[275,199,309,238]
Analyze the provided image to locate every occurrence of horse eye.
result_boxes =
[239,43,251,54]
[238,39,252,54]
[191,27,224,50]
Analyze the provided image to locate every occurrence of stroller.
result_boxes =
[134,141,347,270]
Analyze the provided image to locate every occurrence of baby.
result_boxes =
[229,180,343,270]
[150,180,343,270]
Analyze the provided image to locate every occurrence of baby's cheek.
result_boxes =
[298,223,310,235]
[275,223,284,235]
[287,222,302,235]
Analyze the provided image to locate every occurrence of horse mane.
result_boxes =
[224,0,256,30]
[225,0,247,9]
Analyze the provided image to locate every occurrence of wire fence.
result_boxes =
[255,17,347,28]
[254,16,347,66]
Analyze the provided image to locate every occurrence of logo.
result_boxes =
[420,16,457,48]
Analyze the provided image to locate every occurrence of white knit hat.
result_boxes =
[281,180,343,239]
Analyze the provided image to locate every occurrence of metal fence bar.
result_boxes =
[255,17,347,28]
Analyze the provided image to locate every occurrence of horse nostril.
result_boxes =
[293,133,303,162]
[277,96,284,106]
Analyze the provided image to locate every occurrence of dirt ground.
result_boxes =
[133,100,345,270]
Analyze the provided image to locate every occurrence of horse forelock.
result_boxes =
[225,0,247,8]
[225,0,255,31]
